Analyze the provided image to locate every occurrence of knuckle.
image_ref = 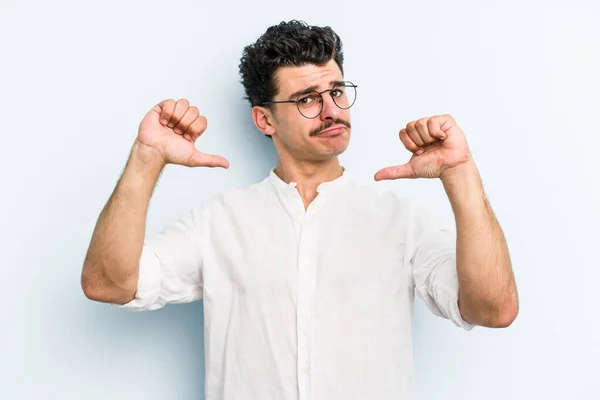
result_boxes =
[400,134,416,148]
[190,118,208,135]
[163,100,176,121]
[188,108,200,121]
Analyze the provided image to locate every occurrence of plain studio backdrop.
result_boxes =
[1,0,598,399]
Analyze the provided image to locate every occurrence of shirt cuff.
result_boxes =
[435,284,476,331]
[112,245,163,312]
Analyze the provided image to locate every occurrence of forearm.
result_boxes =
[81,141,166,304]
[441,162,518,327]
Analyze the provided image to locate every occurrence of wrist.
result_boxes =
[440,160,479,186]
[440,160,485,207]
[130,140,167,172]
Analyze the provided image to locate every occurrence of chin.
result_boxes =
[318,137,350,159]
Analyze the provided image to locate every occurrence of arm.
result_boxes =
[375,114,518,328]
[441,161,518,327]
[81,141,165,304]
[81,98,229,306]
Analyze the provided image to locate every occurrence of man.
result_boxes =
[81,20,518,400]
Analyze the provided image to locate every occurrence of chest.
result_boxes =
[202,203,410,304]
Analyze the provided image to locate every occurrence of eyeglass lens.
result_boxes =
[296,82,357,119]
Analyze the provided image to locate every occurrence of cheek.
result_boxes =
[277,115,307,142]
[342,110,352,123]
[288,116,317,138]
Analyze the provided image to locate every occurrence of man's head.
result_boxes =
[239,20,355,163]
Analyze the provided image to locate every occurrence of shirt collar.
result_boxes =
[268,167,350,193]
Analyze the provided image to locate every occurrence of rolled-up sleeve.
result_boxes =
[114,206,205,312]
[408,203,475,331]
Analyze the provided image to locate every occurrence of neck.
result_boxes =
[273,157,344,209]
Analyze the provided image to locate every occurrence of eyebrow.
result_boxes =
[287,80,344,100]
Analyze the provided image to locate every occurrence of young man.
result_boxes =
[81,20,518,400]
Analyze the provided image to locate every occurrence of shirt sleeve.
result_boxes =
[113,206,206,312]
[408,202,475,331]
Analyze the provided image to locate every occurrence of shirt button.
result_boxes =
[302,258,310,265]
[301,311,309,317]
[302,366,308,373]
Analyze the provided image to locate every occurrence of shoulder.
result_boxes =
[345,181,453,248]
[342,178,448,231]
[343,179,417,213]
[201,177,273,215]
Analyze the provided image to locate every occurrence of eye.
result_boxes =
[298,96,314,105]
[298,93,321,106]
[331,88,345,98]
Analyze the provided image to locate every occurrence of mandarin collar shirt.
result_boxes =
[116,169,473,400]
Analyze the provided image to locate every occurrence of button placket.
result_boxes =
[296,211,318,400]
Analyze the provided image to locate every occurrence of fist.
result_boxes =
[374,114,471,181]
[136,98,229,169]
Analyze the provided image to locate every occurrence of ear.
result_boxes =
[252,106,277,137]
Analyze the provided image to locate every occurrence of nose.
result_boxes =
[319,92,341,121]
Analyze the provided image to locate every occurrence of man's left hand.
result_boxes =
[374,114,472,181]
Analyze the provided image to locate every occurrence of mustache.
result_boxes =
[310,119,351,137]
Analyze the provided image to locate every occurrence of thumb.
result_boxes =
[188,150,230,169]
[374,164,415,181]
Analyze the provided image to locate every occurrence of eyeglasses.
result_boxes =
[261,81,358,119]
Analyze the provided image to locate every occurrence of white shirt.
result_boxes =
[116,169,474,400]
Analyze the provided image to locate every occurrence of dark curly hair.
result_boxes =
[239,20,345,108]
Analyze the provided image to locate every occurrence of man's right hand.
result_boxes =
[136,98,230,168]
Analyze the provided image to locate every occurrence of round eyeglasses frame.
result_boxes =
[261,81,358,119]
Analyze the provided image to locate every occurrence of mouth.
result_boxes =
[316,124,347,137]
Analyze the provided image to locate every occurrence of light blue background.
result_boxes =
[2,0,599,399]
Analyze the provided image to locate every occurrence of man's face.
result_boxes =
[263,59,352,162]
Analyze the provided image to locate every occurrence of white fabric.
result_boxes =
[116,168,474,400]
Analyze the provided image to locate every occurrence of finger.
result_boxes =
[415,118,436,144]
[189,150,230,169]
[156,99,176,126]
[406,122,425,147]
[399,129,419,153]
[168,98,190,129]
[183,133,192,141]
[427,117,447,140]
[173,105,199,135]
[185,115,208,140]
[374,164,415,181]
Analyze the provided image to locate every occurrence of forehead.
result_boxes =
[274,59,343,96]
